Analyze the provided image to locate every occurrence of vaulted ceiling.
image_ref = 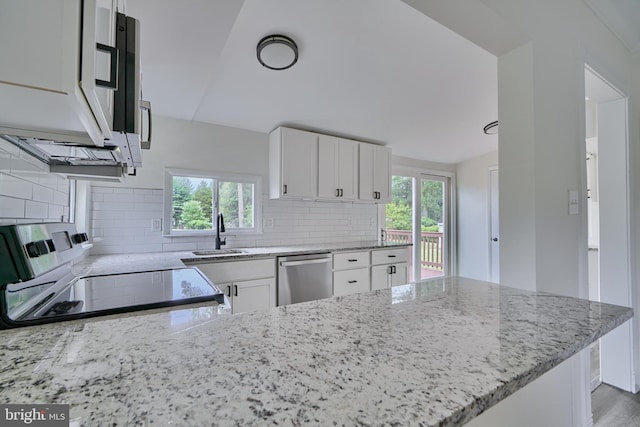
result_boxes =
[127,0,498,164]
[126,0,640,166]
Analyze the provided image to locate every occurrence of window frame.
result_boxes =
[163,168,262,236]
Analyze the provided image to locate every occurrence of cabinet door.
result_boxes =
[359,143,376,201]
[232,277,276,315]
[0,0,104,145]
[337,139,358,200]
[390,263,409,287]
[373,146,392,203]
[280,128,318,198]
[318,135,339,199]
[371,264,390,290]
[359,144,391,203]
[318,135,358,200]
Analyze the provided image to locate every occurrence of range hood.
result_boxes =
[0,134,139,182]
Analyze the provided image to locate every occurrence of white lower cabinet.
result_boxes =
[371,263,409,290]
[333,268,370,297]
[332,251,371,297]
[371,248,409,290]
[220,278,276,315]
[188,258,276,315]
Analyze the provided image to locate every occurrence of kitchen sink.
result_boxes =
[191,249,246,256]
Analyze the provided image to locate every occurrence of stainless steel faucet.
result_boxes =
[215,213,226,250]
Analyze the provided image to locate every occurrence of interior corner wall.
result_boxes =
[631,53,640,388]
[456,150,497,281]
[497,42,537,292]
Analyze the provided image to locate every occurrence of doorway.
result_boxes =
[383,172,453,282]
[585,66,635,393]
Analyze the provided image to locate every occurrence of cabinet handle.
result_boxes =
[387,266,393,275]
[340,189,344,197]
[234,284,238,297]
[283,184,288,194]
[95,43,118,89]
[392,265,397,274]
[348,259,358,262]
[226,285,232,297]
[336,188,340,197]
[348,280,358,284]
[387,255,396,258]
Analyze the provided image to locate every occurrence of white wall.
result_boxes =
[403,0,637,424]
[631,53,640,388]
[455,150,498,281]
[88,116,378,254]
[0,138,71,225]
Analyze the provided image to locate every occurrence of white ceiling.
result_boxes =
[127,0,498,165]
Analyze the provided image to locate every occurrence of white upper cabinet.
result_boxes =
[269,127,319,199]
[0,0,118,146]
[318,135,358,200]
[359,143,391,203]
[269,126,391,203]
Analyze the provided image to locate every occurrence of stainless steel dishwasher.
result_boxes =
[278,253,332,306]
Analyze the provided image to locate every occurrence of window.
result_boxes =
[164,168,262,235]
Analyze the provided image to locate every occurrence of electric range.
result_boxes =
[0,223,224,329]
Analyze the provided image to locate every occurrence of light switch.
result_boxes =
[568,190,579,215]
[151,217,162,232]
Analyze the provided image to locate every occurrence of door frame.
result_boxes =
[381,165,457,281]
[487,166,499,283]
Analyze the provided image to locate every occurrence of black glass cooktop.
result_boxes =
[9,268,224,326]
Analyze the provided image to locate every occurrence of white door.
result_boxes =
[597,97,635,392]
[489,168,500,283]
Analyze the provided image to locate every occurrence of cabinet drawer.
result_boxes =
[371,248,409,265]
[333,251,370,270]
[333,268,370,297]
[193,258,275,284]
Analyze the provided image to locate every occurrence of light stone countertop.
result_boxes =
[71,240,411,276]
[0,277,632,426]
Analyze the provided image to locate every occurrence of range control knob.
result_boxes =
[25,240,49,258]
[71,233,89,244]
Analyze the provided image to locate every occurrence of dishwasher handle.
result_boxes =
[280,258,332,267]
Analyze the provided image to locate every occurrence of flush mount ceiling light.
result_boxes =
[257,34,298,70]
[483,121,499,135]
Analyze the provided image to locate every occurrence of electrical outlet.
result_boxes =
[264,218,274,229]
[151,217,162,232]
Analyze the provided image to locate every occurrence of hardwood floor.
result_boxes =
[593,384,640,426]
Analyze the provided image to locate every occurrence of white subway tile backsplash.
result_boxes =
[0,143,71,224]
[103,193,141,203]
[33,185,54,204]
[89,185,378,255]
[0,196,25,218]
[0,173,32,199]
[48,204,63,220]
[53,190,69,206]
[25,200,49,218]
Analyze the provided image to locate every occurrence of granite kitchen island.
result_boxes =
[0,277,632,426]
